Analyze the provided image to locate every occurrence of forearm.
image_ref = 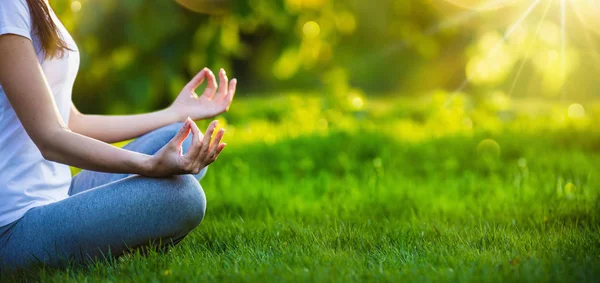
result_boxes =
[43,127,153,175]
[70,67,238,143]
[70,107,183,143]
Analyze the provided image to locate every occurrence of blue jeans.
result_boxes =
[0,123,208,270]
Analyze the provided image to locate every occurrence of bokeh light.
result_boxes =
[348,89,365,110]
[568,103,585,119]
[477,139,501,158]
[466,33,515,86]
[303,21,321,39]
[564,182,577,197]
[71,1,81,13]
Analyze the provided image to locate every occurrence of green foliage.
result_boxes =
[49,0,600,116]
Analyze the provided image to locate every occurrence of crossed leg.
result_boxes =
[0,123,208,269]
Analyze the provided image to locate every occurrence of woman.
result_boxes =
[0,0,237,269]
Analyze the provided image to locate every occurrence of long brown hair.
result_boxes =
[25,0,70,59]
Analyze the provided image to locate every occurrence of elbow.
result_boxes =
[38,126,72,162]
[40,146,60,162]
[40,150,57,162]
[68,111,85,133]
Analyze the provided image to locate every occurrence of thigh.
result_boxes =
[0,175,206,269]
[69,122,207,195]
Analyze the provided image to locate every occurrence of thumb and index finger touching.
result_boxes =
[184,68,218,94]
[171,118,224,154]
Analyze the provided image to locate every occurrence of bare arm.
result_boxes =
[69,68,237,143]
[69,105,181,144]
[0,34,226,177]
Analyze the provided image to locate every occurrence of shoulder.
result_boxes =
[0,0,32,39]
[0,0,31,17]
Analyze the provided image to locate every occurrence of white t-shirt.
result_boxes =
[0,0,79,226]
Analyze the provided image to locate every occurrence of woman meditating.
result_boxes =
[0,0,237,269]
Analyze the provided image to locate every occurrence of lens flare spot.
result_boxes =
[564,182,577,195]
[477,139,501,158]
[303,21,321,39]
[351,96,364,109]
[568,103,585,119]
[71,1,82,12]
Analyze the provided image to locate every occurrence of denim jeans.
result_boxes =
[0,123,208,269]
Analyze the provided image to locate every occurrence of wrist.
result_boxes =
[135,153,157,177]
[164,106,186,123]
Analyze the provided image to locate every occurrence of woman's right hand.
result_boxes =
[145,118,226,178]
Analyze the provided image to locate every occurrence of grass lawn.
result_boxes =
[2,94,600,282]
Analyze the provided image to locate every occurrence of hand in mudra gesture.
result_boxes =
[147,119,225,177]
[170,68,237,120]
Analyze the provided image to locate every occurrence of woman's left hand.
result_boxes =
[170,68,237,121]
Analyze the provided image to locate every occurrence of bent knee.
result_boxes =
[146,175,207,232]
[170,175,207,229]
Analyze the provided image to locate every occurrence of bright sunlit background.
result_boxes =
[22,0,600,281]
[47,0,600,151]
[53,0,600,107]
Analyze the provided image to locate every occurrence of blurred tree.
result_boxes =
[49,0,600,115]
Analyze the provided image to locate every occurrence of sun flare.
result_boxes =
[439,0,600,102]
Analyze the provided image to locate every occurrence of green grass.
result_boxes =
[2,95,600,282]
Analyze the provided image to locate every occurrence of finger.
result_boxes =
[183,68,208,91]
[184,119,202,161]
[201,69,218,99]
[226,78,237,102]
[207,128,225,159]
[201,120,218,153]
[217,143,226,155]
[201,128,224,166]
[170,119,192,151]
[217,68,229,99]
[205,143,226,166]
[213,143,226,160]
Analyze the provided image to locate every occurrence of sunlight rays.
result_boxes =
[445,0,522,11]
[560,0,567,98]
[347,0,531,74]
[444,0,543,107]
[347,0,596,104]
[426,0,519,34]
[441,0,600,105]
[508,0,555,97]
[573,8,600,71]
[347,4,495,74]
